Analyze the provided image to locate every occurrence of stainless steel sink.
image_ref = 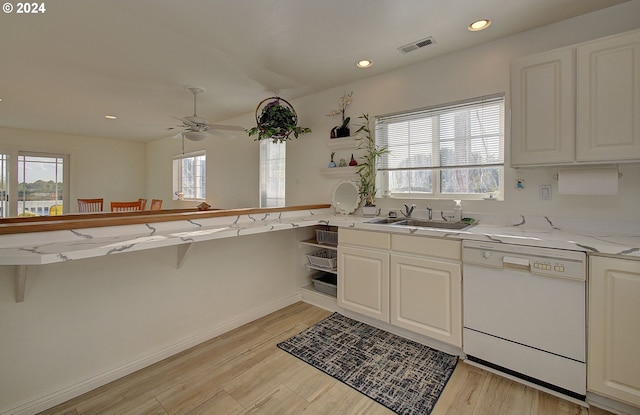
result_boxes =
[366,218,473,230]
[396,219,472,230]
[365,218,406,224]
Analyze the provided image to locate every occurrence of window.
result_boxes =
[0,151,69,217]
[173,151,206,200]
[259,140,286,207]
[17,153,66,216]
[377,94,504,199]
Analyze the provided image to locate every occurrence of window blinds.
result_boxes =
[376,94,504,171]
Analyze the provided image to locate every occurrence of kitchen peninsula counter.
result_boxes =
[0,206,638,268]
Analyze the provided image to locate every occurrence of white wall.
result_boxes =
[145,121,260,210]
[190,1,640,220]
[0,229,306,414]
[0,128,147,213]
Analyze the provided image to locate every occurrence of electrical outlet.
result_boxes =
[539,185,552,201]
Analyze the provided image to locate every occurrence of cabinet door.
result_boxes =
[589,256,640,406]
[577,30,640,162]
[511,48,575,166]
[390,254,462,347]
[337,246,389,322]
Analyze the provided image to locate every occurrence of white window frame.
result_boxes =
[0,149,69,217]
[173,150,206,201]
[376,94,504,200]
[259,140,286,207]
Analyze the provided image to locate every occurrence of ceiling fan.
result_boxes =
[172,87,244,141]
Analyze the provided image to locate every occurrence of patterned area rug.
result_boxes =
[277,313,458,415]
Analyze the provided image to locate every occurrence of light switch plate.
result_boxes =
[539,185,552,200]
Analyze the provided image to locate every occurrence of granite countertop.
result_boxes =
[0,207,638,266]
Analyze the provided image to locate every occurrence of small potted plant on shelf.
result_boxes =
[355,113,388,217]
[327,92,353,138]
[246,97,311,144]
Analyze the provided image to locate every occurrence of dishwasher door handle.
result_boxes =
[502,256,531,271]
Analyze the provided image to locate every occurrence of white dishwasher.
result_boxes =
[462,240,586,400]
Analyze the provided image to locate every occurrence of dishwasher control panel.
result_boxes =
[463,240,586,281]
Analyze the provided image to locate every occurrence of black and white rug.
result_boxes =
[277,313,458,415]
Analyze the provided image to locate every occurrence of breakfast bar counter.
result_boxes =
[0,205,638,267]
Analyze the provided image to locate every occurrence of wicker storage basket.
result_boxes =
[306,249,338,270]
[316,228,338,246]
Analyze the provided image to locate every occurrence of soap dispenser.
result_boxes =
[453,200,462,222]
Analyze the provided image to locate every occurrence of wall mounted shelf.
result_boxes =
[327,137,357,150]
[320,166,357,178]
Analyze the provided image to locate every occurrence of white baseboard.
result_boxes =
[587,392,640,415]
[2,292,302,415]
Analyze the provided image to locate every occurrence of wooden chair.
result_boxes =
[150,199,163,210]
[110,201,142,212]
[138,198,147,210]
[78,198,103,213]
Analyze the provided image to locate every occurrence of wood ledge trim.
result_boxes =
[0,204,331,235]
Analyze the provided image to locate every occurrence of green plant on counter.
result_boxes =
[355,113,388,206]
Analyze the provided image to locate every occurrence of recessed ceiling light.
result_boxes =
[104,115,117,120]
[356,59,373,68]
[468,19,491,31]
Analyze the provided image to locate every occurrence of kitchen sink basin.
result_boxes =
[397,219,472,230]
[367,218,473,230]
[365,218,406,224]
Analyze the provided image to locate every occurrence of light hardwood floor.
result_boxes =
[39,302,613,415]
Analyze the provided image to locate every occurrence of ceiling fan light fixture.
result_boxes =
[468,19,491,31]
[356,59,373,68]
[183,131,208,141]
[104,115,117,120]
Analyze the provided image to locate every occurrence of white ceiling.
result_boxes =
[0,0,628,142]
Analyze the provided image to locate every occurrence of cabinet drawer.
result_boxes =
[339,228,390,250]
[391,234,461,261]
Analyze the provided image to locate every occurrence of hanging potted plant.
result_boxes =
[355,113,388,217]
[246,97,311,144]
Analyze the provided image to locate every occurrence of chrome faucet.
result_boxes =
[401,204,415,218]
[426,206,433,220]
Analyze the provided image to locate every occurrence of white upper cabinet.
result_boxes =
[511,29,640,167]
[576,30,640,162]
[511,48,575,166]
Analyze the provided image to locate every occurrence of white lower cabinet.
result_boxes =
[338,228,462,347]
[338,245,389,321]
[390,253,462,347]
[588,256,640,407]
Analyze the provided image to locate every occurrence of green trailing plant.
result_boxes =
[355,113,388,206]
[246,98,311,144]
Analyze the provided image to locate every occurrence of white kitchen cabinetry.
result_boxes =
[511,29,640,166]
[390,235,462,347]
[338,228,462,347]
[588,256,640,408]
[511,48,575,166]
[576,30,640,162]
[338,229,390,321]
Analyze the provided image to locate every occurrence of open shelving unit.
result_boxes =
[299,227,339,309]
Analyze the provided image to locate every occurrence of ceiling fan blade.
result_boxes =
[172,116,197,128]
[172,132,184,139]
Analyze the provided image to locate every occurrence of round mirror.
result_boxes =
[332,180,360,215]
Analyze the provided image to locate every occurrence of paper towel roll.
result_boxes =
[557,167,619,195]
